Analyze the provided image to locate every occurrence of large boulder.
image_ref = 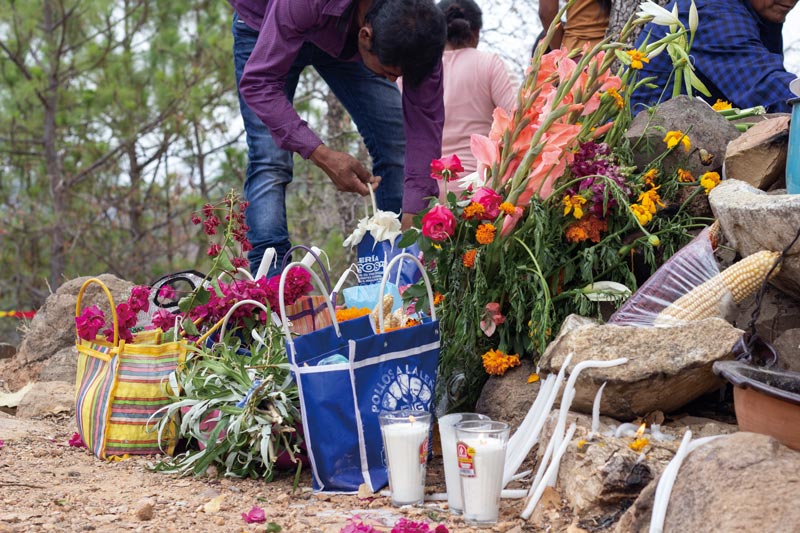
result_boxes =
[15,381,74,418]
[615,432,800,532]
[724,115,790,190]
[626,95,740,179]
[1,274,132,390]
[475,358,540,431]
[539,316,743,420]
[709,179,800,300]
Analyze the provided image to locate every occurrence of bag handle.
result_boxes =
[217,299,272,341]
[281,245,333,293]
[76,278,120,346]
[279,261,340,346]
[377,253,436,333]
[330,264,360,304]
[363,182,379,218]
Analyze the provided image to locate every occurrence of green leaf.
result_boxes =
[266,522,282,532]
[182,319,200,337]
[194,287,212,305]
[218,253,235,272]
[397,229,419,249]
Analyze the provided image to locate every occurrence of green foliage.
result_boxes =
[152,324,301,480]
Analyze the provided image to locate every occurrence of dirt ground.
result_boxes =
[0,413,575,533]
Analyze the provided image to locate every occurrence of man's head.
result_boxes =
[750,0,798,23]
[358,0,447,87]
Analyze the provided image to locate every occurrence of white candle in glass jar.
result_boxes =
[382,421,429,505]
[459,437,506,523]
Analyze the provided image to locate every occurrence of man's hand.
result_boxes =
[310,144,381,196]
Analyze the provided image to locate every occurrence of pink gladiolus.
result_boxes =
[241,506,266,524]
[489,107,512,142]
[501,205,525,237]
[471,187,502,220]
[75,305,106,341]
[421,205,457,242]
[480,302,506,337]
[470,134,499,180]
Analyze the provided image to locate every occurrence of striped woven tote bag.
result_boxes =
[75,278,189,459]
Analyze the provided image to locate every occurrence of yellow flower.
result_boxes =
[637,186,665,215]
[628,437,650,453]
[700,171,721,194]
[630,203,653,225]
[527,373,540,383]
[663,130,691,152]
[642,168,659,188]
[462,249,477,268]
[604,87,624,109]
[712,99,732,111]
[482,349,521,376]
[562,194,587,219]
[677,168,695,183]
[499,202,516,216]
[625,49,650,70]
[463,202,485,220]
[576,439,588,451]
[476,223,497,245]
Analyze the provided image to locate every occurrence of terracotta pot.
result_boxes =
[713,361,800,451]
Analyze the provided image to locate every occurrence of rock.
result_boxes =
[615,432,800,532]
[729,285,800,373]
[626,95,740,179]
[135,499,155,521]
[0,411,52,440]
[724,116,790,190]
[475,359,540,431]
[2,274,132,390]
[15,381,74,418]
[38,346,79,382]
[709,179,800,300]
[539,316,743,420]
[0,343,16,360]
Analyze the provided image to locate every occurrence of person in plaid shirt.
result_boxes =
[630,0,798,113]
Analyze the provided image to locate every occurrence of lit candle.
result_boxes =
[438,412,490,514]
[379,410,431,507]
[456,420,510,526]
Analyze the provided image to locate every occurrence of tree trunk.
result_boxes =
[606,0,671,46]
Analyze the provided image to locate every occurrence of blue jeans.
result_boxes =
[232,14,405,278]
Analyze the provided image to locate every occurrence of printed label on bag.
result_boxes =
[356,254,383,285]
[419,437,429,465]
[457,441,475,477]
[370,364,434,413]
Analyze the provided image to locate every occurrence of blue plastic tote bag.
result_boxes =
[279,253,440,493]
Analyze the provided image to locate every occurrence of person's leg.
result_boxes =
[312,52,405,214]
[232,13,304,277]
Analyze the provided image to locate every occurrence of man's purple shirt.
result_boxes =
[230,0,444,213]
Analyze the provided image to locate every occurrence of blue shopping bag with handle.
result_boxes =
[280,253,440,493]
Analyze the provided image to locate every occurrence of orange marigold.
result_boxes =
[482,349,521,376]
[565,223,589,243]
[336,307,371,322]
[565,216,608,243]
[642,168,659,187]
[499,202,516,216]
[433,292,445,305]
[462,249,477,268]
[463,202,485,220]
[476,223,497,245]
[677,168,695,183]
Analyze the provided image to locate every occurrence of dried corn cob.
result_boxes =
[654,250,780,325]
[707,220,722,250]
[371,294,394,330]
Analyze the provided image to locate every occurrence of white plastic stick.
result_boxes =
[254,247,277,280]
[521,423,577,520]
[589,381,607,440]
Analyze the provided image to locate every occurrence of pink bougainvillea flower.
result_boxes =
[340,518,380,533]
[390,518,448,533]
[151,309,178,331]
[480,302,506,337]
[241,506,266,524]
[471,187,502,220]
[157,285,176,301]
[0,440,4,450]
[69,432,86,448]
[430,154,464,181]
[75,305,106,341]
[128,286,151,314]
[421,205,457,242]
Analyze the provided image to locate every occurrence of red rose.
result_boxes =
[421,205,457,242]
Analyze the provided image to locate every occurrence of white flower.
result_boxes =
[368,209,402,244]
[581,281,632,302]
[688,0,699,34]
[455,170,486,192]
[343,216,370,248]
[636,0,681,26]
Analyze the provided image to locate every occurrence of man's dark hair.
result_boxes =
[365,0,447,87]
[596,0,611,14]
[437,0,482,48]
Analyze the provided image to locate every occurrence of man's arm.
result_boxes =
[238,0,374,195]
[401,60,445,219]
[538,0,564,50]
